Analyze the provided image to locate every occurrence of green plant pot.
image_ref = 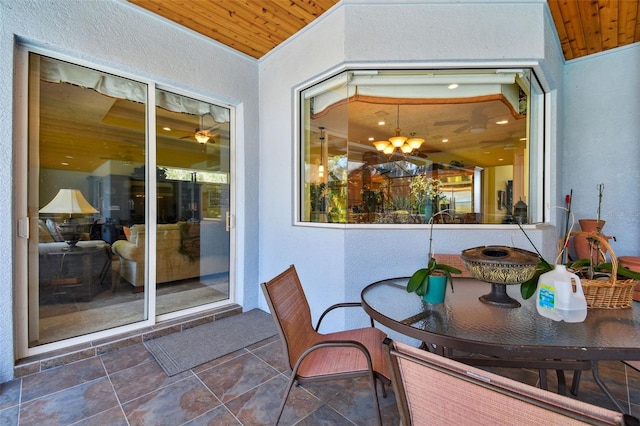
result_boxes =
[422,274,447,303]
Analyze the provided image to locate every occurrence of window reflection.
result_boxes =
[27,54,232,348]
[301,69,540,225]
[30,54,147,346]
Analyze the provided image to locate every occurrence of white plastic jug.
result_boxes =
[536,265,587,323]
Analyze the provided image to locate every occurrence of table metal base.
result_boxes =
[479,283,521,308]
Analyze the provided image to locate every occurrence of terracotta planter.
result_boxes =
[619,256,640,302]
[574,219,610,262]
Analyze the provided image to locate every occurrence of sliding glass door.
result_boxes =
[22,51,232,352]
[153,89,231,316]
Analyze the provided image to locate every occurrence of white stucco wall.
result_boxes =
[562,44,640,257]
[258,0,565,331]
[0,0,259,381]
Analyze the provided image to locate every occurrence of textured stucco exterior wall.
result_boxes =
[0,0,259,381]
[259,0,564,331]
[562,44,640,257]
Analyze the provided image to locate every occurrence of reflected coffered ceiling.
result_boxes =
[39,81,228,172]
[314,96,527,169]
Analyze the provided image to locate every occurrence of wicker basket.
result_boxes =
[561,231,635,309]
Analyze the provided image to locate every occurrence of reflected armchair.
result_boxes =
[261,265,390,425]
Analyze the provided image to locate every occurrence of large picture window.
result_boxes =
[300,69,544,225]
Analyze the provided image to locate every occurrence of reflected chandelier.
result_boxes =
[372,105,424,155]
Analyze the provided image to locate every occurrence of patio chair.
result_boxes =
[623,361,640,372]
[261,265,390,425]
[384,338,635,426]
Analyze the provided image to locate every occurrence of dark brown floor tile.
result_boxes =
[21,357,106,402]
[0,405,19,426]
[631,403,640,419]
[245,334,279,351]
[191,348,247,374]
[19,377,119,425]
[100,342,154,375]
[624,362,640,404]
[542,361,629,411]
[72,406,129,426]
[122,376,220,426]
[197,352,279,403]
[182,404,242,425]
[225,375,323,425]
[0,379,21,411]
[302,376,396,426]
[40,347,97,371]
[109,358,193,404]
[250,339,288,373]
[13,362,39,379]
[295,403,352,425]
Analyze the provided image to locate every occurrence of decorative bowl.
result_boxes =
[461,246,539,308]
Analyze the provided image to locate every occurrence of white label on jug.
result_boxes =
[538,284,555,310]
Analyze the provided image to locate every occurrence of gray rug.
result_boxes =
[145,309,277,376]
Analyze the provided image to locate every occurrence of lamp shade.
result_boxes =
[39,189,98,215]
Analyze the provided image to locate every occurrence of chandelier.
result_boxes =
[372,105,424,155]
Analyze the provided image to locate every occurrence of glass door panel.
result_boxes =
[28,54,147,346]
[154,89,231,315]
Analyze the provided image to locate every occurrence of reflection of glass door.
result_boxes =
[154,89,231,316]
[20,51,233,356]
[26,53,148,348]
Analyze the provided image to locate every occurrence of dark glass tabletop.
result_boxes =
[361,278,640,361]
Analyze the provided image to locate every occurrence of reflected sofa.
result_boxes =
[112,223,206,290]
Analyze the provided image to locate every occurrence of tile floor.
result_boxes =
[1,331,639,425]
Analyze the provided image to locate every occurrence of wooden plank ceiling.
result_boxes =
[128,0,640,61]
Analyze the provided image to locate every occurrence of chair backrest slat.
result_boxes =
[262,265,318,370]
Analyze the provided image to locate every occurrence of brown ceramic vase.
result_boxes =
[574,219,610,263]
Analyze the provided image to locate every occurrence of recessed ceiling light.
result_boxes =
[368,137,374,141]
[448,83,459,89]
[61,162,69,166]
[65,155,74,159]
[483,151,491,155]
[496,120,509,125]
[442,138,449,143]
[520,137,527,141]
[498,158,504,161]
[378,121,385,126]
[163,127,171,131]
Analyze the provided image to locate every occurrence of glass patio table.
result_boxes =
[361,277,640,413]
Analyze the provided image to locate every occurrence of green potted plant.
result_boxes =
[409,176,446,220]
[406,210,462,302]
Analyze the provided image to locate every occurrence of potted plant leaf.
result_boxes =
[407,209,462,303]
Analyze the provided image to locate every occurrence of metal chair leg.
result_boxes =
[274,373,297,425]
[368,369,383,426]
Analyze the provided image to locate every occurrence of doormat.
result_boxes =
[144,308,277,376]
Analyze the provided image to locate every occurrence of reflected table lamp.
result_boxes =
[39,189,99,248]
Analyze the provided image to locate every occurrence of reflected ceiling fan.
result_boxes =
[480,134,526,149]
[434,107,489,134]
[181,113,222,144]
